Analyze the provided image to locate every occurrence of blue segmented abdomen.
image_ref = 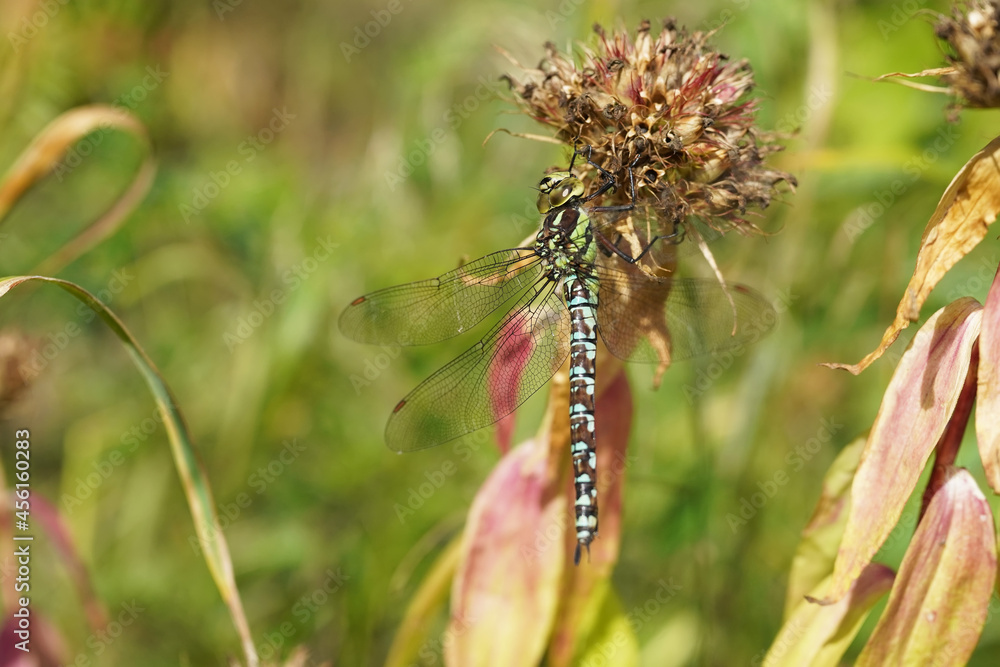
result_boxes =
[563,273,599,555]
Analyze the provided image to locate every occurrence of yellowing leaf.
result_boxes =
[829,135,1000,374]
[573,585,639,667]
[0,105,155,274]
[784,437,865,619]
[764,564,894,667]
[384,536,462,667]
[822,298,982,603]
[856,469,997,665]
[0,276,256,665]
[976,262,1000,493]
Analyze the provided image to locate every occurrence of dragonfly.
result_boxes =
[340,146,775,562]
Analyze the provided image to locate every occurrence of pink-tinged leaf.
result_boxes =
[446,436,565,667]
[548,368,632,666]
[976,263,1000,492]
[856,469,997,665]
[764,564,894,667]
[784,437,866,619]
[822,298,982,604]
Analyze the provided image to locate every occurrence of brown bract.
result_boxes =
[500,19,794,236]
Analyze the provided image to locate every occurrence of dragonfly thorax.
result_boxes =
[536,171,585,214]
[534,206,594,281]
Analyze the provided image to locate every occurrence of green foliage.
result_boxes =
[4,0,1000,664]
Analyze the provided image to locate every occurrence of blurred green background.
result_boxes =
[2,0,1000,664]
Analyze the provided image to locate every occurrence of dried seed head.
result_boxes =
[0,330,36,415]
[502,19,794,236]
[935,1,1000,109]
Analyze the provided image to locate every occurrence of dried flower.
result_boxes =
[935,0,1000,108]
[501,18,794,236]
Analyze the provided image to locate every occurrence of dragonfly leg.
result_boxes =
[593,223,685,264]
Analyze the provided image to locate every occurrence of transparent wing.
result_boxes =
[588,204,726,265]
[385,280,570,453]
[339,249,543,346]
[594,260,776,363]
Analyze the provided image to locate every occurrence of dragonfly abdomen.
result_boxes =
[565,274,599,557]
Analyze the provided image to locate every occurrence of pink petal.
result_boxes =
[822,298,982,603]
[855,469,997,665]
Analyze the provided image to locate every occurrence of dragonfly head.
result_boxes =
[536,171,584,213]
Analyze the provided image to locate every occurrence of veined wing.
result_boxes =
[587,204,726,265]
[339,249,543,346]
[594,260,776,363]
[386,279,570,453]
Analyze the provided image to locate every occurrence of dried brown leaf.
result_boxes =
[828,134,1000,374]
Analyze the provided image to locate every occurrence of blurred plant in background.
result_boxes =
[1,0,999,665]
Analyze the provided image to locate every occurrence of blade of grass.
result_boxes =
[0,105,155,275]
[0,275,258,667]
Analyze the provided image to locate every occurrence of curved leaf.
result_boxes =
[828,135,1000,374]
[784,437,865,618]
[822,298,982,603]
[0,105,155,274]
[856,469,996,665]
[0,276,257,667]
[765,564,894,667]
